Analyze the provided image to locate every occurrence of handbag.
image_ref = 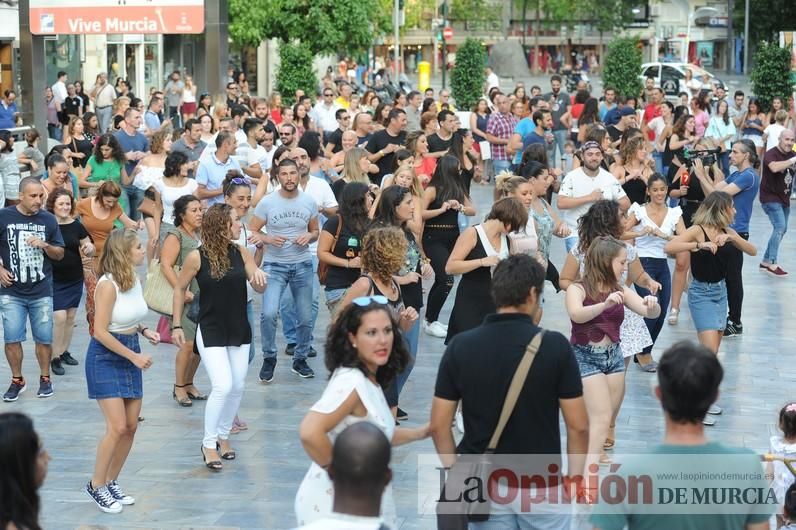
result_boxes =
[436,330,546,530]
[317,215,343,285]
[186,291,201,323]
[137,194,163,218]
[156,315,173,344]
[143,258,178,315]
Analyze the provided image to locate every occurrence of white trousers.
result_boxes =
[196,326,250,448]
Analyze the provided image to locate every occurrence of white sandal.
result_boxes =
[667,308,679,325]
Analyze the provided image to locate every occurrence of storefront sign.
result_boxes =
[29,0,205,35]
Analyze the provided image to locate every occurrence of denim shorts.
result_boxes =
[85,333,143,400]
[688,279,727,333]
[572,342,624,378]
[0,295,53,344]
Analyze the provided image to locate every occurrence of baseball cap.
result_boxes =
[619,106,636,117]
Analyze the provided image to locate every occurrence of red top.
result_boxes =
[643,104,662,140]
[570,290,624,346]
[270,109,282,125]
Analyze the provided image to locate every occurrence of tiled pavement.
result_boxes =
[2,183,794,529]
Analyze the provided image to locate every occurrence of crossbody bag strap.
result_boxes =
[486,330,545,452]
[333,214,343,242]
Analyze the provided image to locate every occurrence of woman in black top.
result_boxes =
[665,140,724,325]
[449,128,480,195]
[317,182,371,314]
[61,116,94,171]
[172,204,266,470]
[373,186,434,418]
[613,135,653,205]
[664,114,697,185]
[46,189,94,375]
[421,155,475,338]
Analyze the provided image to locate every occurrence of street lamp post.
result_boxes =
[394,0,400,79]
[684,6,720,63]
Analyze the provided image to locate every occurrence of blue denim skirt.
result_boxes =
[572,342,624,378]
[85,333,143,400]
[688,279,727,333]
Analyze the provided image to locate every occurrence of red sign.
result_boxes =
[443,27,453,40]
[30,0,205,35]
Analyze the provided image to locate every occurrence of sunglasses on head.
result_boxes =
[352,295,388,307]
[229,177,250,185]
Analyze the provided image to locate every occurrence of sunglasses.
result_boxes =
[229,177,250,185]
[324,93,334,97]
[352,295,388,306]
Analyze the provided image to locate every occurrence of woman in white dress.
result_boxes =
[132,129,172,263]
[296,300,429,529]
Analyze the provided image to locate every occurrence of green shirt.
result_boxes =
[590,442,774,530]
[87,155,123,184]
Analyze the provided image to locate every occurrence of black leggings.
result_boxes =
[423,228,459,323]
[725,231,749,325]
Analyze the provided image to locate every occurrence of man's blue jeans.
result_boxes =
[123,184,145,221]
[492,159,511,176]
[260,260,314,361]
[761,201,790,264]
[280,254,320,346]
[552,129,569,161]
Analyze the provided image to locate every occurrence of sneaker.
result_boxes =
[707,404,722,415]
[767,266,789,277]
[50,357,65,376]
[259,358,276,383]
[396,407,409,421]
[308,346,318,358]
[423,321,447,338]
[284,343,297,356]
[292,359,315,378]
[60,351,79,366]
[85,481,123,514]
[107,480,135,505]
[702,416,717,426]
[3,378,26,402]
[723,321,742,338]
[37,377,53,398]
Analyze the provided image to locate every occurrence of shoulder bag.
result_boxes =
[317,215,343,285]
[436,330,546,530]
[143,229,183,315]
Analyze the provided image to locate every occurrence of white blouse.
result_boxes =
[629,202,682,259]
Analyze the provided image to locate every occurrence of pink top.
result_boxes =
[693,110,710,137]
[570,291,624,346]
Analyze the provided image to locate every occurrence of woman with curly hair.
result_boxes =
[85,229,160,513]
[0,413,49,530]
[80,134,132,213]
[612,135,654,205]
[295,299,429,528]
[171,204,267,471]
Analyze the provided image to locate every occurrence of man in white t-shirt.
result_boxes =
[280,147,338,358]
[558,141,630,251]
[293,422,391,530]
[763,110,789,152]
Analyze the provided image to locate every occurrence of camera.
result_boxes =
[683,147,721,168]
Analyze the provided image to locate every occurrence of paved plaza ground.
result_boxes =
[2,182,794,529]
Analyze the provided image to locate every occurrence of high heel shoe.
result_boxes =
[173,384,192,407]
[217,442,236,460]
[201,445,222,470]
[185,382,207,400]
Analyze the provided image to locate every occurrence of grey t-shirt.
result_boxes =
[164,80,184,108]
[545,90,570,131]
[253,190,318,264]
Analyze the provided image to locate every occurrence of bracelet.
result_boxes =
[138,327,149,335]
[172,326,183,331]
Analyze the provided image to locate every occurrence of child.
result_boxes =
[772,402,796,528]
[783,483,796,529]
[561,140,576,174]
[19,130,45,179]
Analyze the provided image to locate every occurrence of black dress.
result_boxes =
[622,168,648,205]
[445,225,506,344]
[196,244,251,347]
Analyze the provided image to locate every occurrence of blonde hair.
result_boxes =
[150,128,173,155]
[341,147,370,185]
[690,191,734,229]
[393,167,423,198]
[98,229,139,292]
[112,96,130,115]
[580,236,625,301]
[495,174,528,198]
[212,96,228,122]
[361,226,408,283]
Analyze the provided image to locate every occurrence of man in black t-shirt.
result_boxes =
[323,108,351,157]
[607,106,637,146]
[60,83,83,125]
[426,109,457,157]
[366,108,407,185]
[430,255,587,524]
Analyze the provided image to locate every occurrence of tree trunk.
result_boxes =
[533,1,540,74]
[522,0,528,47]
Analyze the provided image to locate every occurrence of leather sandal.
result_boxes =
[173,384,193,407]
[185,382,208,400]
[217,442,236,461]
[201,445,222,470]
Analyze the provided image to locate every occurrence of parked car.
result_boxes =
[640,62,725,101]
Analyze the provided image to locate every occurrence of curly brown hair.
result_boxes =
[324,303,410,389]
[361,225,407,284]
[576,200,623,255]
[199,204,234,280]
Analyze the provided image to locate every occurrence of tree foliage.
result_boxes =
[451,38,486,111]
[603,37,643,100]
[750,42,794,113]
[404,0,435,30]
[732,0,796,47]
[276,42,318,107]
[229,0,390,55]
[450,0,500,21]
[577,0,635,34]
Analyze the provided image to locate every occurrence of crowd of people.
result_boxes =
[0,66,795,530]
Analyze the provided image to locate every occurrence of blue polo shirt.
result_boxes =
[512,118,534,165]
[113,129,149,178]
[196,154,241,206]
[725,167,759,234]
[0,101,17,128]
